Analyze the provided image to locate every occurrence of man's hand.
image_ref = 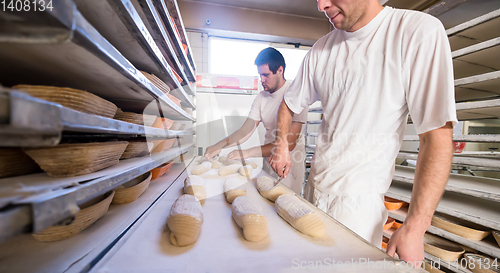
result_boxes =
[204,143,223,159]
[268,143,291,178]
[386,222,425,268]
[227,149,249,161]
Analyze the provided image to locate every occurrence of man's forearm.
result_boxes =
[405,123,453,233]
[276,100,294,149]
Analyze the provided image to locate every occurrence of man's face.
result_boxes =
[318,0,368,31]
[258,64,283,93]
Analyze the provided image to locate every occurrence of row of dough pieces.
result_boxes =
[166,175,327,246]
[191,156,258,178]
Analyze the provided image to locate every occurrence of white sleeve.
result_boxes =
[247,93,262,122]
[284,51,319,115]
[404,25,458,135]
[292,106,309,123]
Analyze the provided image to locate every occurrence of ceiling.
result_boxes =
[181,0,327,19]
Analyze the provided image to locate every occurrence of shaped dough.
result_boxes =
[191,161,212,175]
[256,176,288,202]
[184,175,206,205]
[239,165,253,178]
[231,196,268,242]
[167,194,204,246]
[275,194,326,237]
[224,178,247,203]
[219,164,242,176]
[243,159,258,169]
[211,160,221,169]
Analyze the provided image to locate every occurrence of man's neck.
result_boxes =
[269,78,286,94]
[347,2,384,32]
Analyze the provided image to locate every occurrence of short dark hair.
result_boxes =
[255,47,286,76]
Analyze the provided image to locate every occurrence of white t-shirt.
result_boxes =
[284,7,458,196]
[249,81,309,194]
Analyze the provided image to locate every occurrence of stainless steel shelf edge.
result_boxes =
[397,151,500,171]
[403,134,500,142]
[446,8,500,36]
[389,209,500,259]
[455,71,500,87]
[452,37,500,59]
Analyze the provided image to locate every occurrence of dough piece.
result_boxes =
[243,159,258,169]
[224,178,247,203]
[256,176,288,202]
[191,161,212,175]
[167,194,204,246]
[197,156,209,163]
[184,175,206,205]
[219,164,242,176]
[239,165,253,178]
[219,156,243,166]
[231,196,268,242]
[211,160,221,169]
[275,194,326,237]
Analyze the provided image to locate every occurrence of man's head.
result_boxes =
[318,0,383,32]
[255,47,286,93]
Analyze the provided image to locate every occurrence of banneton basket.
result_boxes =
[151,162,174,180]
[384,196,404,211]
[140,71,171,94]
[121,141,150,159]
[112,172,152,204]
[383,217,395,231]
[32,191,115,242]
[431,212,491,240]
[0,148,40,178]
[12,85,117,118]
[493,231,500,247]
[424,233,465,261]
[114,109,157,127]
[151,139,176,154]
[23,142,129,177]
[465,253,500,273]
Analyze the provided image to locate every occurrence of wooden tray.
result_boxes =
[23,142,129,177]
[112,172,152,204]
[464,253,500,273]
[384,196,404,211]
[424,233,465,261]
[140,71,171,94]
[431,212,491,240]
[0,148,40,178]
[151,162,174,180]
[151,139,176,154]
[121,141,150,159]
[32,191,115,242]
[12,85,117,118]
[114,109,157,126]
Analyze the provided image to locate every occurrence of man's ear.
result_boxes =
[277,66,284,75]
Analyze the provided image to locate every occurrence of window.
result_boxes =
[209,37,310,80]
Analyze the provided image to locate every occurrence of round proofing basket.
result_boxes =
[384,196,404,211]
[493,231,500,247]
[423,233,465,261]
[431,213,491,240]
[12,85,117,118]
[114,109,157,127]
[23,142,129,177]
[112,172,152,204]
[465,253,500,273]
[140,71,171,94]
[151,162,174,180]
[32,191,115,242]
[0,148,40,178]
[121,141,150,159]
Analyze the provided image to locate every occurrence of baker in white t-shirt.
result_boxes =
[204,47,308,194]
[269,0,457,265]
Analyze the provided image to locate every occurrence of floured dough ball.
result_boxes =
[191,161,212,175]
[275,194,326,237]
[184,175,206,205]
[167,194,204,246]
[231,196,268,242]
[243,159,258,169]
[239,165,253,178]
[219,164,241,176]
[256,176,287,202]
[224,178,246,203]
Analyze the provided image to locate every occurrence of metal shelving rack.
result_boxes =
[0,0,198,268]
[303,3,500,264]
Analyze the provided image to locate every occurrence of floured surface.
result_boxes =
[94,157,423,273]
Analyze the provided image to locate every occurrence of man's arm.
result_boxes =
[268,100,294,177]
[387,122,453,265]
[204,118,259,159]
[227,121,303,160]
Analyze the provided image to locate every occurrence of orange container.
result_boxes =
[384,217,395,231]
[151,139,176,154]
[151,117,174,130]
[393,221,403,230]
[384,196,404,211]
[151,162,174,180]
[167,94,181,107]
